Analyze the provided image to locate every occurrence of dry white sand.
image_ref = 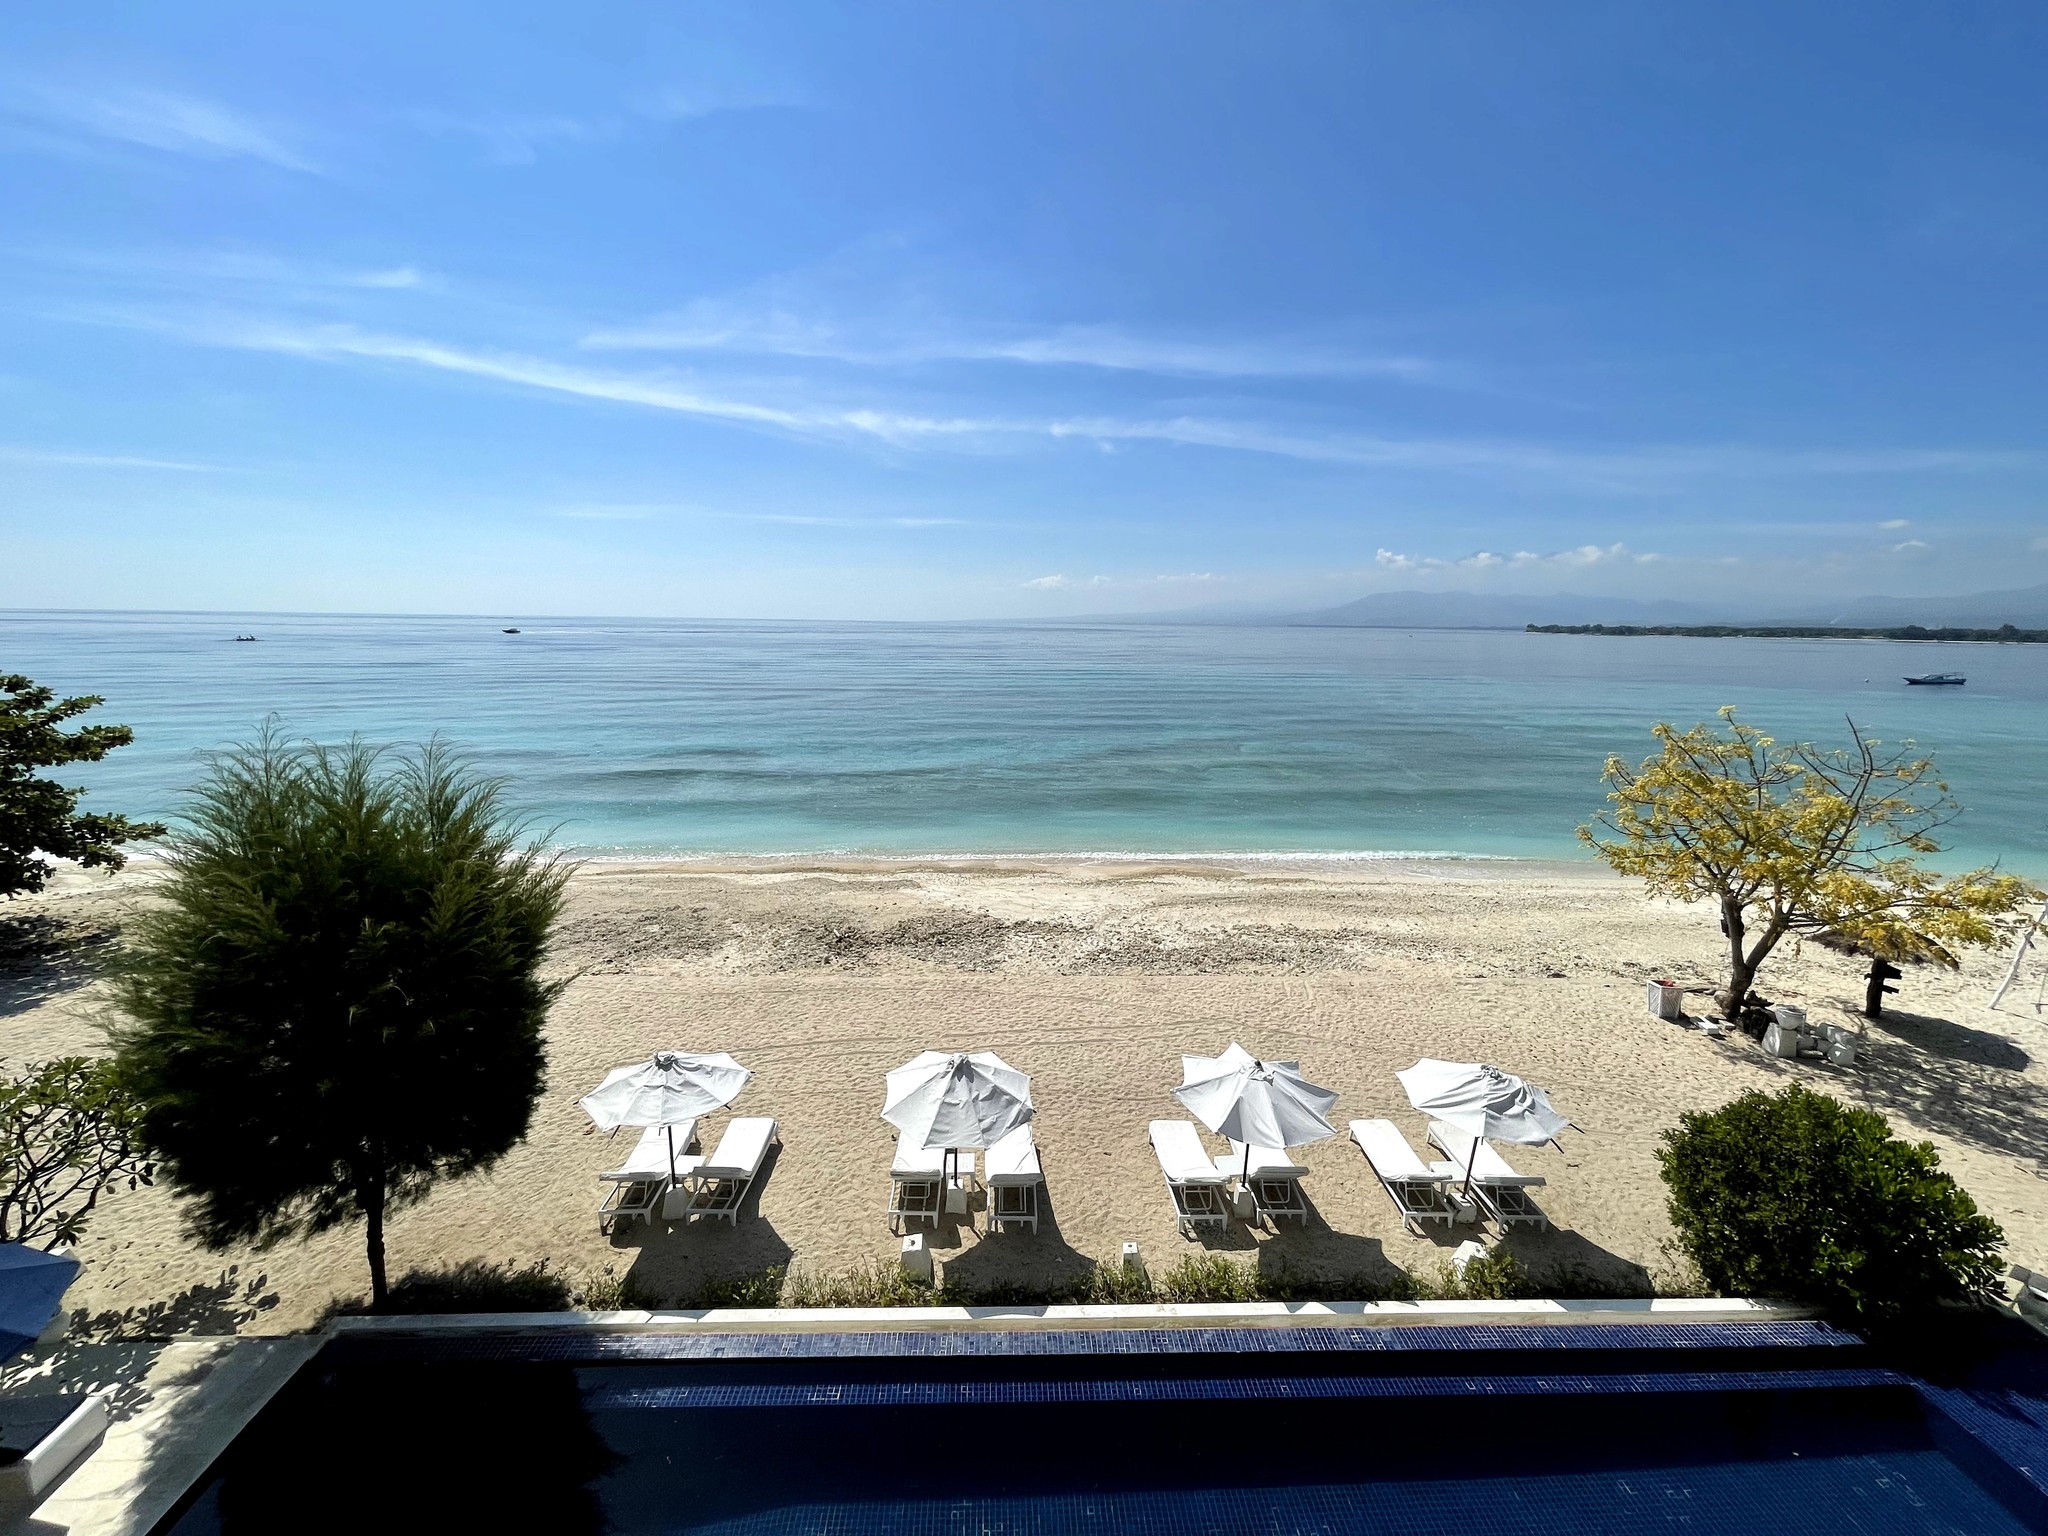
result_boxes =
[5,859,2044,1334]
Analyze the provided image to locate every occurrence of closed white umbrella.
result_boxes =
[581,1050,753,1178]
[882,1050,1034,1151]
[883,1050,1033,1201]
[1395,1057,1572,1195]
[1174,1042,1339,1185]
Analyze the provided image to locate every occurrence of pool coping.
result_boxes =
[323,1294,1806,1336]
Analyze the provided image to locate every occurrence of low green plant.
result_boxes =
[375,1258,574,1314]
[1151,1253,1262,1303]
[575,1263,656,1312]
[1657,1082,2004,1321]
[694,1266,789,1309]
[783,1259,936,1308]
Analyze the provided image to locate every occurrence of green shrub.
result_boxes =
[694,1266,789,1309]
[1657,1083,2003,1321]
[575,1263,656,1312]
[1151,1253,1262,1303]
[375,1259,573,1314]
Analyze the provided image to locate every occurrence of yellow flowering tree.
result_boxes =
[1582,708,2037,1017]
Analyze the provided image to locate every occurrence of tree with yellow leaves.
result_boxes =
[1582,708,2037,1018]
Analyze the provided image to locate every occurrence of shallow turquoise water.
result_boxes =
[5,610,2043,871]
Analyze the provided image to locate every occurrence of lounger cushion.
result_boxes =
[1349,1119,1435,1183]
[1222,1140,1308,1179]
[1149,1120,1227,1185]
[702,1117,778,1179]
[1427,1121,1546,1187]
[891,1142,946,1177]
[603,1121,696,1181]
[985,1124,1041,1184]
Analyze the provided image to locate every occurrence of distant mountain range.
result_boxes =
[1268,582,2048,630]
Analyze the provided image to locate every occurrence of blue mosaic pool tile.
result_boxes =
[586,1364,1903,1411]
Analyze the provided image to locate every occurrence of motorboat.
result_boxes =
[1903,672,1965,686]
[502,627,521,634]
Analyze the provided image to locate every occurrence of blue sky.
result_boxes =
[4,2,2046,618]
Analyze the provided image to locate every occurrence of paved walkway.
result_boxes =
[2,1335,319,1536]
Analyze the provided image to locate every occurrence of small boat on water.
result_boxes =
[233,634,259,642]
[502,627,521,634]
[1903,672,1965,686]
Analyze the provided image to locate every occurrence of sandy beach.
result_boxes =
[4,857,2044,1335]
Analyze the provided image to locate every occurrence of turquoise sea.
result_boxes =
[5,610,2045,872]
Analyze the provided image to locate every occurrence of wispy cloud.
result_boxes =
[0,445,220,471]
[82,310,2039,491]
[584,305,1442,382]
[0,81,316,171]
[401,81,807,166]
[1891,539,1931,553]
[1878,517,1912,530]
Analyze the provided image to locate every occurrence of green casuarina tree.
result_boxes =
[1,674,166,899]
[1581,708,2036,1016]
[111,732,569,1307]
[1658,1083,2004,1321]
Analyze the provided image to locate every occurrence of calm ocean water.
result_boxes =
[5,610,2044,872]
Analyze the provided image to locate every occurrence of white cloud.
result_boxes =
[80,310,2041,489]
[1376,542,1661,572]
[403,82,805,166]
[1891,539,1931,552]
[1878,518,1911,530]
[585,307,1444,382]
[1023,574,1073,589]
[2,82,316,171]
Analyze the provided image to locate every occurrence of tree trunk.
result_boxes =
[1718,897,1753,1017]
[1864,958,1901,1020]
[364,1174,388,1310]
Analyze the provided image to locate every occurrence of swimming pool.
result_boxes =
[157,1318,2048,1534]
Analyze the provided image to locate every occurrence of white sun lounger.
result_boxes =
[1350,1118,1458,1234]
[1218,1140,1310,1226]
[679,1117,780,1225]
[985,1124,1044,1233]
[889,1144,977,1234]
[597,1121,698,1234]
[1149,1119,1228,1238]
[1427,1120,1550,1231]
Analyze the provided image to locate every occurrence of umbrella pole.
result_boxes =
[1461,1137,1479,1202]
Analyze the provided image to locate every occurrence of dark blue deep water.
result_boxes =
[160,1334,2048,1536]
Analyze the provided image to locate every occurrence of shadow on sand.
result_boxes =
[0,914,118,1020]
[610,1144,796,1307]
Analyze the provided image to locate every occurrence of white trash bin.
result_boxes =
[1647,981,1685,1020]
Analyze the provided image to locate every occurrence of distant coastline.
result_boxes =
[1525,622,2048,643]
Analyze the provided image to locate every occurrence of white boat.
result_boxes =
[1903,672,1965,686]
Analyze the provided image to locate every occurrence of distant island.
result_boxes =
[1525,623,2048,643]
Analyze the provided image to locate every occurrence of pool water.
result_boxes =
[158,1323,2048,1535]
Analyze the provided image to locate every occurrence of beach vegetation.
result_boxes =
[0,1056,155,1249]
[0,673,165,900]
[110,731,569,1308]
[1583,708,2036,1016]
[1658,1083,2004,1321]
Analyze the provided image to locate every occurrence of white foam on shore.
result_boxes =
[566,846,1532,866]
